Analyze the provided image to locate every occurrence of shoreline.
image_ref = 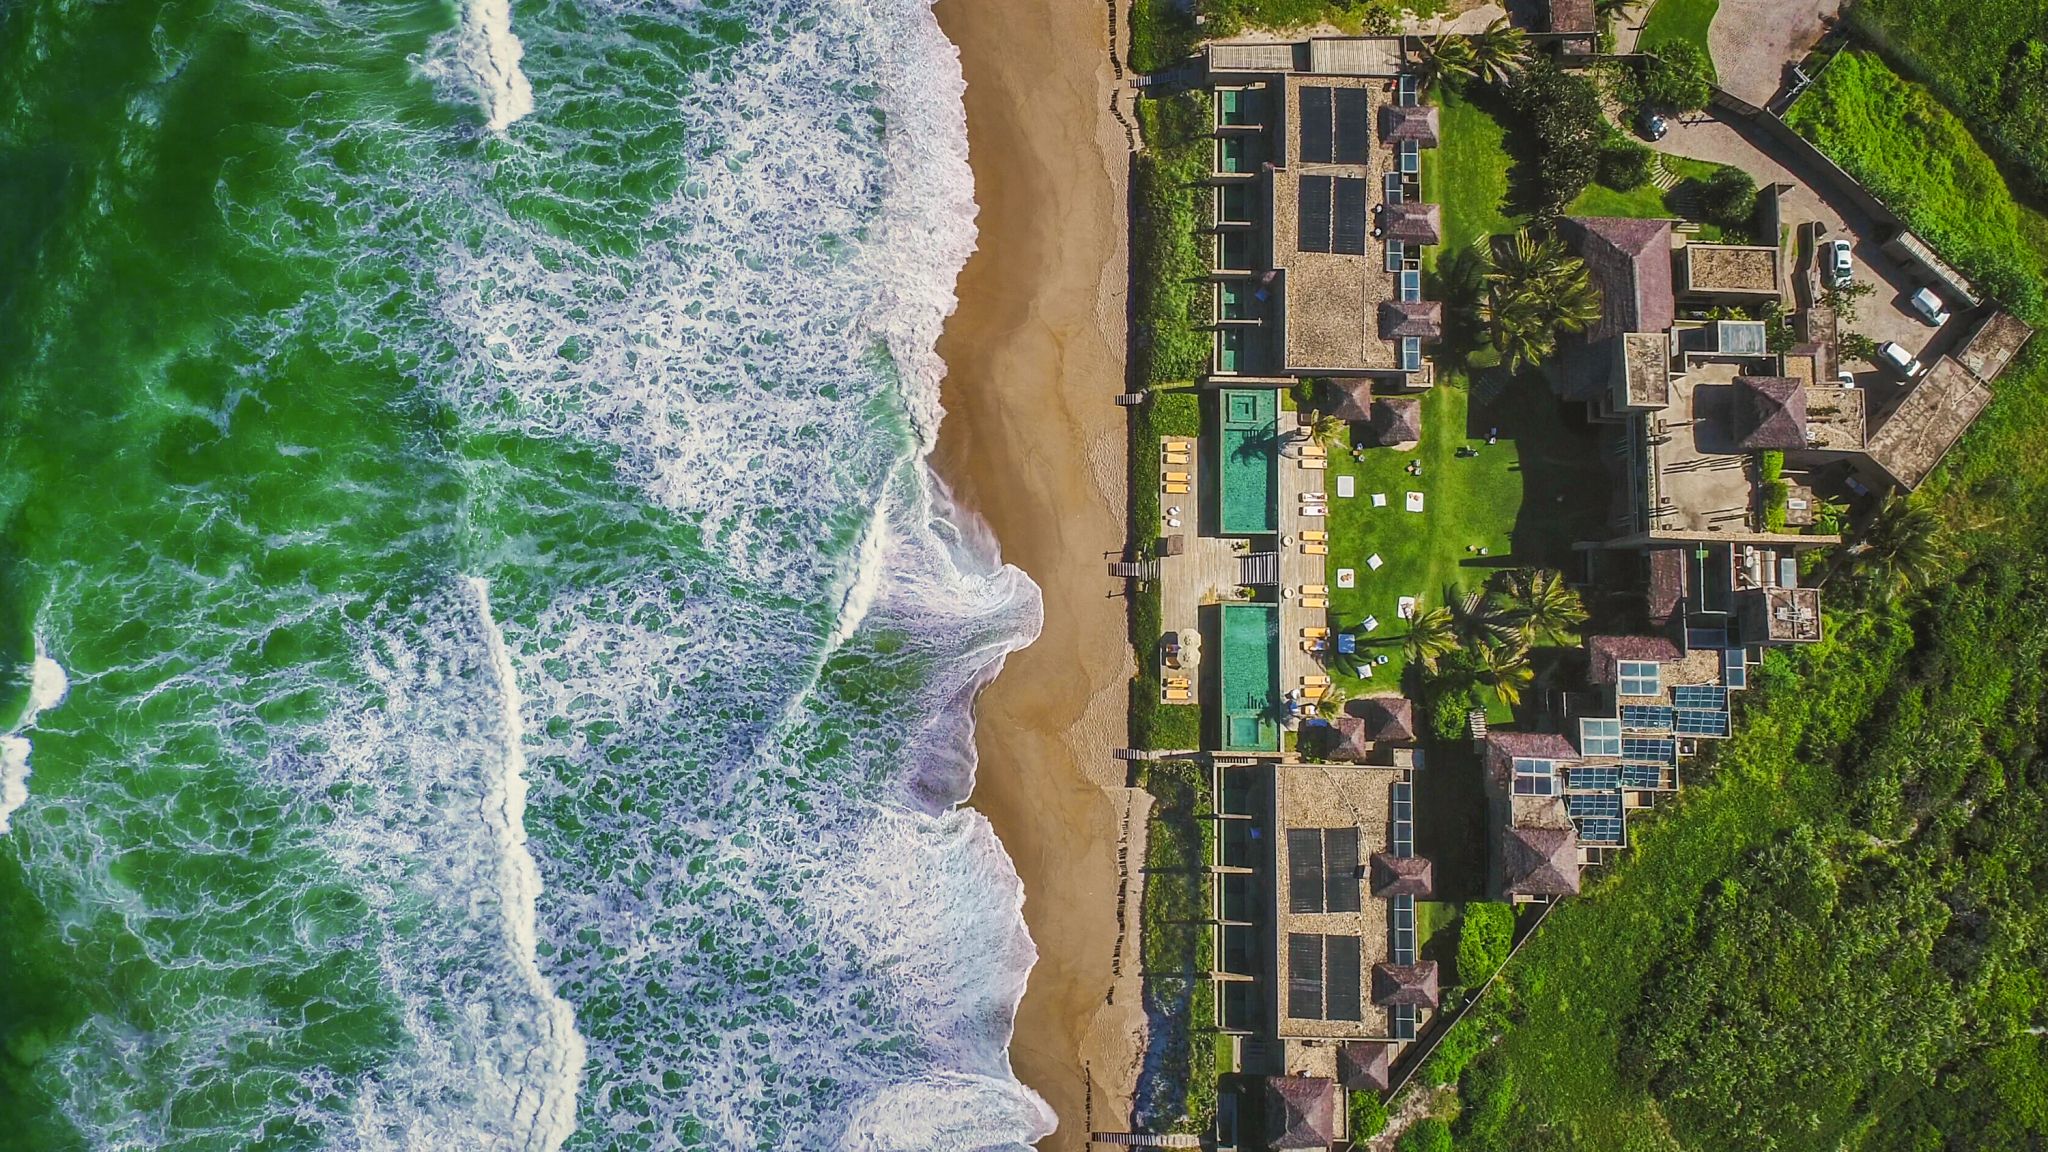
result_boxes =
[928,0,1145,1146]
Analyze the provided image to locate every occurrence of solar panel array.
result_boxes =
[1333,177,1368,255]
[1392,1004,1418,1040]
[1578,817,1625,844]
[1288,829,1323,913]
[1621,704,1674,731]
[1622,737,1676,764]
[1335,88,1370,164]
[1326,935,1363,1021]
[1621,764,1666,789]
[1299,87,1334,163]
[1325,828,1362,914]
[1298,176,1333,253]
[1568,765,1621,792]
[1390,895,1416,964]
[1580,717,1622,758]
[1566,791,1622,819]
[1676,708,1731,737]
[1287,932,1323,1019]
[1391,781,1414,858]
[1384,238,1406,272]
[1673,685,1729,710]
[1723,646,1748,689]
[1617,661,1661,697]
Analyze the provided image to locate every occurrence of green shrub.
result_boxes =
[1759,450,1785,483]
[1133,94,1214,385]
[1154,390,1202,437]
[1456,1059,1519,1152]
[1703,166,1757,227]
[1396,1116,1455,1152]
[1349,1091,1390,1141]
[1642,41,1714,112]
[1456,902,1516,985]
[1424,996,1505,1086]
[1127,0,1197,74]
[1598,138,1655,190]
[1148,704,1201,750]
[1508,63,1605,214]
[1764,479,1791,532]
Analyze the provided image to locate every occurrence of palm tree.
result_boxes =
[1303,409,1347,449]
[1475,641,1535,709]
[1480,291,1559,372]
[1549,260,1605,336]
[1415,33,1478,91]
[1506,569,1588,646]
[1403,605,1458,672]
[1482,230,1604,371]
[1486,230,1570,290]
[1449,587,1520,650]
[1469,17,1532,88]
[1856,493,1945,597]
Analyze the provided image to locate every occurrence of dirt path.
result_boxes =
[1707,0,1842,107]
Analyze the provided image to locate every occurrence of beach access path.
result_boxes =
[931,0,1149,1146]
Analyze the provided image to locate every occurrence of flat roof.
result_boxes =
[1622,332,1672,408]
[1801,385,1866,451]
[1272,762,1402,1039]
[1643,362,1762,536]
[1866,356,1992,488]
[1218,389,1279,534]
[1208,42,1302,75]
[1955,310,2034,384]
[1679,243,1780,296]
[1221,603,1282,752]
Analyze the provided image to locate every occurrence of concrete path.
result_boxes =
[1708,0,1843,108]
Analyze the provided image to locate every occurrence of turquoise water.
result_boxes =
[0,1,1049,1148]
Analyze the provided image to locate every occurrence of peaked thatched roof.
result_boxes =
[1542,0,1597,32]
[1357,694,1416,742]
[1371,852,1435,898]
[1501,823,1581,897]
[1379,299,1443,340]
[1372,960,1441,1008]
[1381,200,1441,245]
[1647,548,1686,625]
[1326,716,1373,763]
[1338,1041,1393,1093]
[1366,396,1424,447]
[1562,216,1675,343]
[1326,379,1376,423]
[1264,1076,1338,1149]
[1381,103,1440,146]
[1735,376,1808,450]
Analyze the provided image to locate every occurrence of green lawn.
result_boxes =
[1637,0,1720,66]
[1422,88,1520,263]
[1568,154,1730,240]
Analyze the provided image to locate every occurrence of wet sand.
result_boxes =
[929,0,1146,1145]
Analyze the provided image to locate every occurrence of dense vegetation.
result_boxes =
[1850,0,2048,197]
[1132,93,1213,388]
[1133,761,1219,1135]
[1128,0,1444,73]
[1786,51,2046,316]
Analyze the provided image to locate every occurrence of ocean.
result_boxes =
[0,1,1053,1149]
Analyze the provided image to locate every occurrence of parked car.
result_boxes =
[1877,341,1925,378]
[1825,238,1854,287]
[1640,110,1669,141]
[1838,367,1858,387]
[1909,286,1951,326]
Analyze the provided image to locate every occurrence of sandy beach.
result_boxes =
[929,0,1145,1145]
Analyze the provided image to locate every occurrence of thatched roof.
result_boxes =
[1501,823,1581,897]
[1586,634,1682,686]
[1543,0,1596,33]
[1371,852,1434,898]
[1381,103,1440,146]
[1366,396,1424,447]
[1381,201,1441,245]
[1379,299,1443,340]
[1482,731,1579,789]
[1338,1041,1393,1093]
[1734,376,1808,450]
[1646,549,1686,625]
[1356,694,1416,742]
[1325,716,1373,763]
[1326,379,1376,423]
[1372,960,1441,1008]
[1562,216,1675,343]
[1264,1076,1338,1149]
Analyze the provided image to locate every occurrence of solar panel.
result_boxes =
[1512,757,1557,796]
[1676,708,1730,736]
[1568,766,1621,792]
[1383,172,1404,204]
[1384,238,1406,272]
[1400,269,1421,301]
[1298,176,1333,253]
[1673,685,1728,710]
[1333,177,1368,255]
[1392,1004,1417,1040]
[1579,816,1626,844]
[1618,660,1661,697]
[1390,895,1416,964]
[1401,336,1423,371]
[1288,933,1323,1019]
[1299,87,1334,163]
[1687,625,1729,651]
[1567,791,1622,818]
[1621,705,1674,731]
[1390,781,1414,858]
[1723,647,1748,689]
[1335,88,1370,164]
[1622,737,1677,764]
[1326,935,1363,1021]
[1288,829,1324,914]
[1325,828,1362,914]
[1621,764,1666,789]
[1398,139,1421,173]
[1398,73,1419,107]
[1580,717,1622,758]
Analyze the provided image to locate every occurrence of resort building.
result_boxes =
[1205,39,1441,386]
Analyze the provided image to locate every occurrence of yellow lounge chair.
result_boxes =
[1163,450,1190,462]
[1164,689,1192,703]
[1164,471,1190,482]
[1303,584,1329,595]
[1303,675,1331,687]
[1300,596,1328,609]
[1299,458,1328,470]
[1301,443,1327,457]
[1301,530,1328,543]
[1163,482,1190,494]
[1303,543,1328,555]
[1301,627,1329,639]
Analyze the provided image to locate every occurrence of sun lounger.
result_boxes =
[1300,596,1328,609]
[1299,458,1327,470]
[1300,505,1327,517]
[1164,471,1189,482]
[1302,584,1328,596]
[1164,688,1192,703]
[1301,444,1327,458]
[1303,675,1331,686]
[1301,530,1328,542]
[1163,482,1189,494]
[1302,639,1327,653]
[1303,543,1327,555]
[1302,628,1330,639]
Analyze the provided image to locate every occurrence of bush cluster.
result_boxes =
[1597,137,1655,191]
[1507,63,1606,214]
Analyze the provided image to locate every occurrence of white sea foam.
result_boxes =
[0,650,70,836]
[423,0,535,132]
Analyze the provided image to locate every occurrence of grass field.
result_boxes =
[1636,0,1720,69]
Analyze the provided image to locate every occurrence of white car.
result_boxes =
[1837,367,1858,387]
[1909,286,1950,326]
[1825,238,1854,287]
[1877,341,1925,378]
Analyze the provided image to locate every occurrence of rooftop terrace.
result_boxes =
[1677,242,1781,298]
[1865,356,1993,489]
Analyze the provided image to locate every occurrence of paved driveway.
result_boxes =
[1708,0,1843,107]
